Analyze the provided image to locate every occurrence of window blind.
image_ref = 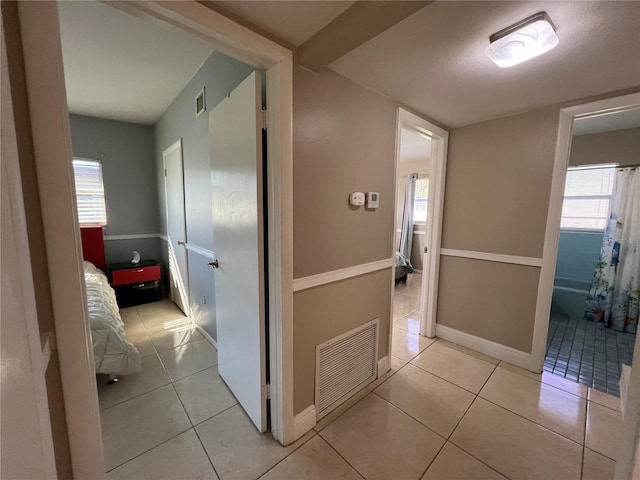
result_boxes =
[561,164,615,230]
[72,159,107,225]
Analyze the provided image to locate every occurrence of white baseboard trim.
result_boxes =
[293,405,316,441]
[104,233,160,241]
[157,233,169,242]
[440,249,542,268]
[293,258,394,292]
[195,324,218,349]
[435,324,531,370]
[377,356,390,378]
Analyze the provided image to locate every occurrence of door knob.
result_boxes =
[208,260,219,269]
[177,240,186,246]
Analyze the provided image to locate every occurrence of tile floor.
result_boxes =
[545,313,636,396]
[101,289,622,479]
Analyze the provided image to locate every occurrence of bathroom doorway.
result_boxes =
[545,108,639,396]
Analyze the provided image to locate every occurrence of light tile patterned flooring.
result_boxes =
[101,283,622,479]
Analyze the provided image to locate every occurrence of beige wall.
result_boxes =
[293,66,396,278]
[438,107,560,353]
[570,127,640,167]
[437,257,540,352]
[442,107,559,258]
[292,67,396,415]
[293,269,392,414]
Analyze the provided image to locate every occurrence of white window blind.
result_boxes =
[561,164,616,230]
[413,177,429,224]
[72,159,107,225]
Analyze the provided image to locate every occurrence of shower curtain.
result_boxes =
[585,168,640,333]
[398,173,418,263]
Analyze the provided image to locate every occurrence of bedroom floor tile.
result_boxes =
[98,354,171,410]
[101,385,191,472]
[105,430,219,480]
[159,339,218,381]
[138,301,188,332]
[150,323,204,353]
[126,331,156,357]
[174,366,238,425]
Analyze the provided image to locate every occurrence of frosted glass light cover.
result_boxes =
[486,17,559,68]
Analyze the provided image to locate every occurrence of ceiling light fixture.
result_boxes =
[486,12,559,68]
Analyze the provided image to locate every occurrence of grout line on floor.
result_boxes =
[495,362,587,401]
[315,390,374,433]
[478,395,585,448]
[254,430,320,480]
[192,402,240,429]
[443,397,514,480]
[314,435,367,480]
[192,421,222,480]
[104,426,193,474]
[406,359,486,396]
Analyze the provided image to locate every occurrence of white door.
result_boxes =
[210,71,267,432]
[163,140,189,314]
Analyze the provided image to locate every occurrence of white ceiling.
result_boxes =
[214,1,355,46]
[329,1,640,128]
[58,1,213,125]
[573,108,640,136]
[58,1,640,129]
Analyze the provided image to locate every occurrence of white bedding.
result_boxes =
[84,261,141,376]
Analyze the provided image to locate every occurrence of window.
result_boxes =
[413,177,429,224]
[72,158,107,225]
[561,164,616,230]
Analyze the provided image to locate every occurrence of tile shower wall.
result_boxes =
[554,230,603,285]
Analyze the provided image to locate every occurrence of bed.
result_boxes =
[84,260,141,376]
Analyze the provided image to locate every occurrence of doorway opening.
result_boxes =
[544,108,640,397]
[46,0,288,476]
[393,128,431,335]
[390,108,448,361]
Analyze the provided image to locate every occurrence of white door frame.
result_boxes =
[530,91,640,373]
[392,108,449,341]
[162,139,191,314]
[16,8,294,480]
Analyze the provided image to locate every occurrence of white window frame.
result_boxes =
[71,157,107,226]
[559,163,616,232]
[412,175,429,225]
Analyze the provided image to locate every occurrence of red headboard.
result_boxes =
[80,227,106,271]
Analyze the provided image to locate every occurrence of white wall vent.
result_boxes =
[315,319,379,419]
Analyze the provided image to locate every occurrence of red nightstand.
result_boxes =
[109,260,161,307]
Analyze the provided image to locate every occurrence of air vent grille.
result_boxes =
[315,319,379,418]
